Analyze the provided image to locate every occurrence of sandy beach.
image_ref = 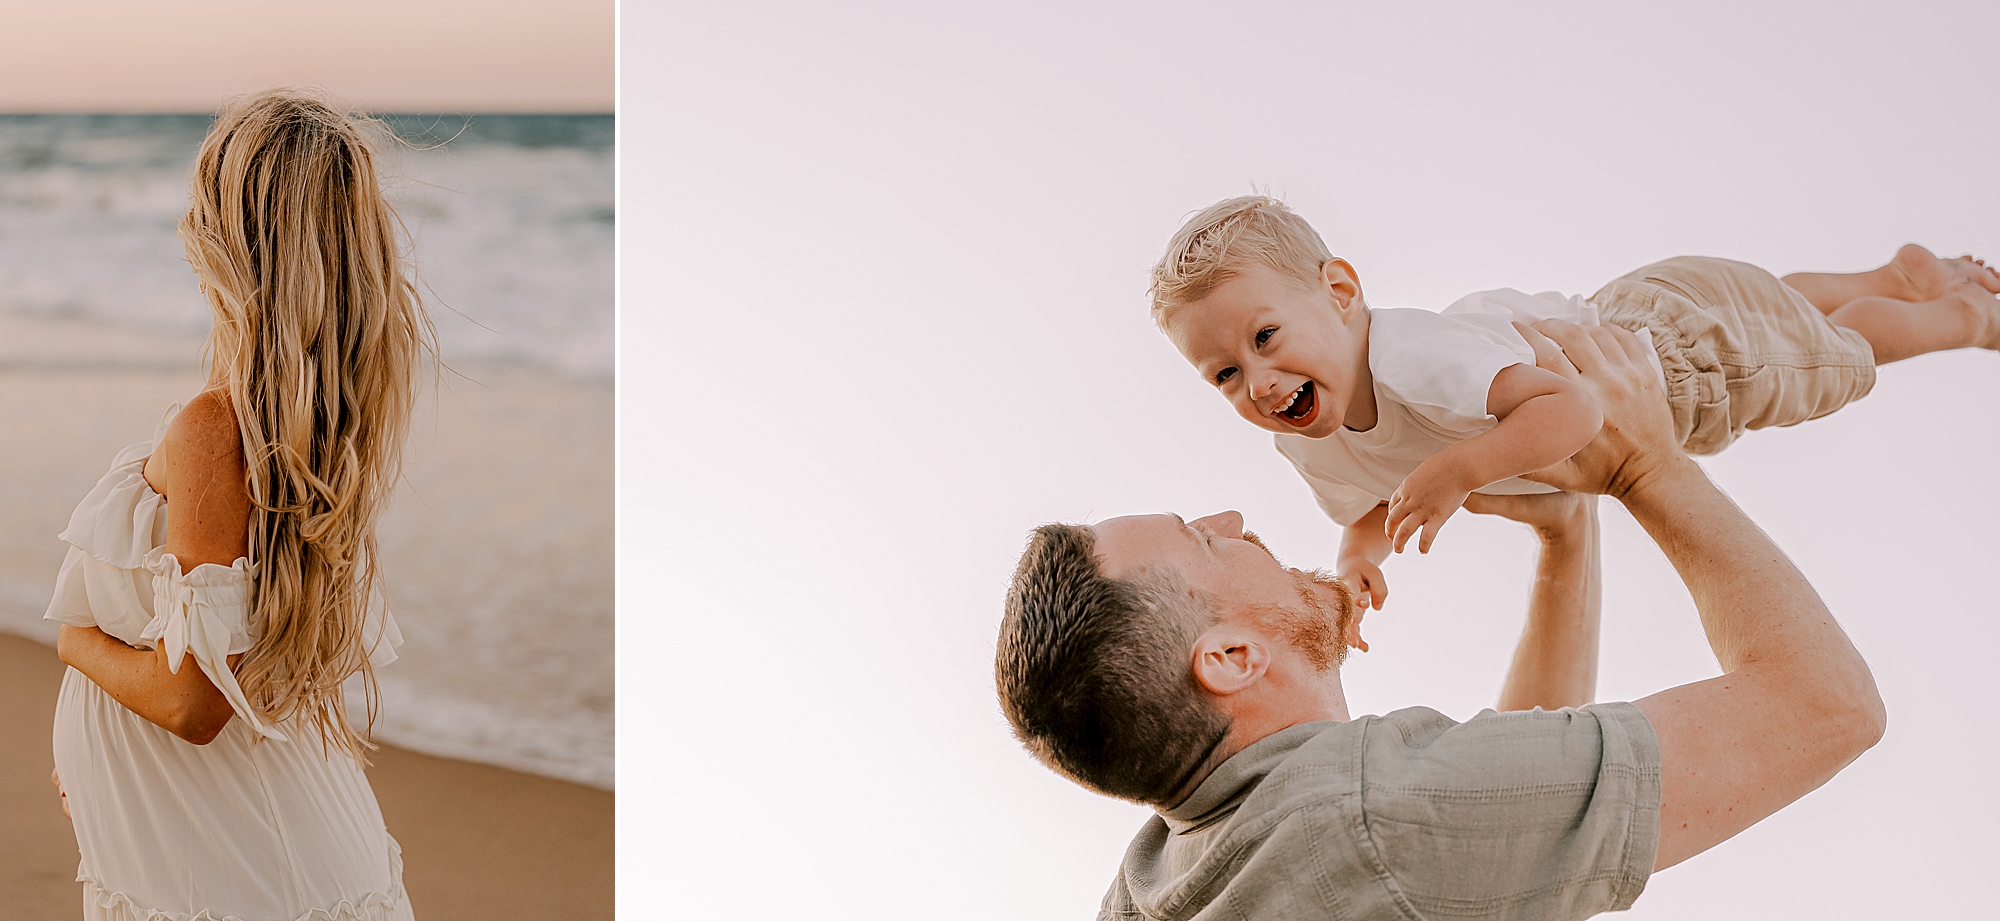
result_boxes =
[0,632,612,918]
[0,113,614,916]
[0,313,614,788]
[0,313,614,915]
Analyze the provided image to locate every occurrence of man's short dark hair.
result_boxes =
[995,523,1232,805]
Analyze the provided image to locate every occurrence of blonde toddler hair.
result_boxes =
[1149,195,1337,323]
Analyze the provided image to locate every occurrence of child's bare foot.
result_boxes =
[1948,254,2000,295]
[1886,244,1960,300]
[1886,243,2000,300]
[1946,282,2000,350]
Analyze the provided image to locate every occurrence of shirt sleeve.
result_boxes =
[1371,309,1536,438]
[1356,704,1662,920]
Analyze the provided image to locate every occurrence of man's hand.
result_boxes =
[1511,320,1682,498]
[1463,490,1593,544]
[1386,457,1474,554]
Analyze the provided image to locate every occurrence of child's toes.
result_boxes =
[1953,255,2000,293]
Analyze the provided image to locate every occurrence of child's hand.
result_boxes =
[1386,460,1474,554]
[1338,558,1388,614]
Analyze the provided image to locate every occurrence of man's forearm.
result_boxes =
[1507,317,1887,870]
[1621,459,1877,694]
[1622,458,1884,868]
[1496,501,1600,711]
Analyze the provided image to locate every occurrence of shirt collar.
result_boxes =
[1159,721,1337,832]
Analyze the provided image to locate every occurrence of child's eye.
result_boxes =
[1255,327,1276,347]
[1214,367,1237,385]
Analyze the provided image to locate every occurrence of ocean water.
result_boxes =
[0,114,614,788]
[0,113,613,379]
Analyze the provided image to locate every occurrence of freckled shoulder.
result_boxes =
[154,390,247,495]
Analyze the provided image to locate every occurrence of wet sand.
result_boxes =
[0,313,614,787]
[0,631,612,919]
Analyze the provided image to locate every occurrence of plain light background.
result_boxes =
[631,2,1998,917]
[0,0,612,112]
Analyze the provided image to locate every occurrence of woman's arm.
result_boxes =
[1464,491,1602,711]
[1386,364,1602,553]
[59,390,251,745]
[58,625,238,744]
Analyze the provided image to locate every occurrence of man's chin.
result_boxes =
[1294,568,1355,670]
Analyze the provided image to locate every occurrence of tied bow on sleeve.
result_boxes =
[140,549,287,742]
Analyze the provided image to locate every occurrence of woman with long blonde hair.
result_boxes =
[45,89,426,920]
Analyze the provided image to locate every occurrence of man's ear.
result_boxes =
[1191,626,1272,697]
[1320,258,1365,319]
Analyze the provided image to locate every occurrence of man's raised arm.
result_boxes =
[1519,321,1887,872]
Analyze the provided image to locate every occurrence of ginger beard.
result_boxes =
[1242,532,1356,671]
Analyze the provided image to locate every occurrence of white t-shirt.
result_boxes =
[1275,289,1600,526]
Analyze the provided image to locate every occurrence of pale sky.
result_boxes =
[634,1,1999,918]
[0,0,610,112]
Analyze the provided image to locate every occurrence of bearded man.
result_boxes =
[995,321,1885,920]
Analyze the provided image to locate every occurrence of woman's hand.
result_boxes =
[51,767,69,819]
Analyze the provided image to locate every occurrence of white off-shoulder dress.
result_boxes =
[46,409,415,921]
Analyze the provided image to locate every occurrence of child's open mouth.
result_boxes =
[1275,381,1319,427]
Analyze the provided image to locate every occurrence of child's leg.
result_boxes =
[1783,245,2000,363]
[1823,288,2000,363]
[1781,244,1939,314]
[1783,244,1996,312]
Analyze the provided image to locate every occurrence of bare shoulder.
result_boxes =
[169,390,241,453]
[148,390,251,565]
[150,390,246,495]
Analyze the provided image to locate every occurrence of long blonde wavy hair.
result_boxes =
[178,89,432,758]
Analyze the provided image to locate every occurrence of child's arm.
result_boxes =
[1386,363,1602,554]
[1336,502,1391,650]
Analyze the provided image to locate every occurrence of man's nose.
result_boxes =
[1190,510,1244,539]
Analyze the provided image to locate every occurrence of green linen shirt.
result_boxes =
[1098,703,1661,920]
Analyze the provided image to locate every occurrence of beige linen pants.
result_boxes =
[1592,256,1877,455]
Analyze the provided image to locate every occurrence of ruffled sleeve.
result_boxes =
[44,427,174,645]
[141,548,287,742]
[364,597,404,670]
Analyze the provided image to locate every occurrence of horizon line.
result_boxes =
[0,109,614,117]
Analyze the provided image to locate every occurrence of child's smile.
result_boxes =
[1274,381,1319,427]
[1162,259,1372,439]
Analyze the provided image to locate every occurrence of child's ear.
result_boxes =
[1320,258,1364,315]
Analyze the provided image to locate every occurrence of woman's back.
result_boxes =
[47,87,426,921]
